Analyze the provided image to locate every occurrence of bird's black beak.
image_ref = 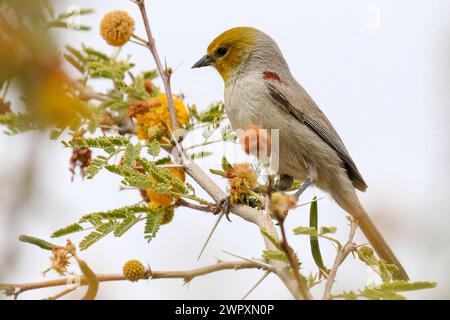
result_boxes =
[192,55,213,69]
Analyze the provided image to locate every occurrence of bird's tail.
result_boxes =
[334,191,409,281]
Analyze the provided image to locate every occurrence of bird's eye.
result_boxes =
[217,46,228,57]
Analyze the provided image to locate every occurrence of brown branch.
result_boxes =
[279,221,313,300]
[175,198,216,213]
[182,160,308,299]
[322,218,358,300]
[132,0,178,128]
[1,260,265,299]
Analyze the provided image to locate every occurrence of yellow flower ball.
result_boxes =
[146,164,186,208]
[100,11,135,46]
[135,94,189,141]
[122,259,146,282]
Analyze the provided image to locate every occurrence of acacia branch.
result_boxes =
[130,0,309,300]
[279,221,313,300]
[182,160,308,299]
[322,218,358,300]
[175,198,216,213]
[132,0,178,128]
[1,260,266,299]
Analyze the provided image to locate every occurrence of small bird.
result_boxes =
[193,27,408,280]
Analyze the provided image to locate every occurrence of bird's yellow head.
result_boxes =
[192,27,258,82]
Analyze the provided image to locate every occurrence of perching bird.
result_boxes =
[193,27,408,280]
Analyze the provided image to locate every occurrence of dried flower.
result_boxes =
[269,192,297,221]
[225,163,257,204]
[100,11,135,46]
[144,80,154,94]
[70,147,92,180]
[128,100,151,118]
[44,240,77,276]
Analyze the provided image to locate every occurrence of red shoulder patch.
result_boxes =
[263,71,283,83]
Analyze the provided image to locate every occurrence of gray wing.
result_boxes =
[267,82,367,191]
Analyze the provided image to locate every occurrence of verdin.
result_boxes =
[193,27,408,280]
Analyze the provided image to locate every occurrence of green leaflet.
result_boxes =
[260,227,282,249]
[144,161,186,193]
[319,226,337,235]
[263,249,288,262]
[193,102,225,123]
[79,222,118,250]
[64,53,85,73]
[379,280,437,292]
[114,216,142,237]
[51,223,84,238]
[357,246,399,282]
[146,140,161,157]
[0,112,36,135]
[51,205,156,249]
[86,155,109,179]
[105,163,158,189]
[123,143,141,168]
[221,156,233,172]
[66,136,129,149]
[144,211,164,243]
[65,45,86,62]
[333,281,436,300]
[293,226,318,236]
[79,205,151,223]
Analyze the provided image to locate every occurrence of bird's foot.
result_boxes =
[294,177,313,200]
[214,195,232,222]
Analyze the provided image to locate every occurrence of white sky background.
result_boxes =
[0,0,449,299]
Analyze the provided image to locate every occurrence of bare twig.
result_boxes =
[1,260,263,299]
[322,218,358,300]
[132,0,177,128]
[175,198,215,213]
[44,286,77,300]
[222,250,273,270]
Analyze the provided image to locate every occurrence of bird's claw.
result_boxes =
[215,195,232,222]
[294,177,313,199]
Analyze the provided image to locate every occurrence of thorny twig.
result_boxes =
[322,218,358,300]
[1,260,265,299]
[131,0,178,128]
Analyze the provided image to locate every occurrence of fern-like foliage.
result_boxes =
[0,112,36,135]
[144,211,164,243]
[64,136,129,150]
[85,155,109,179]
[263,249,288,263]
[357,246,399,282]
[123,143,141,168]
[105,164,156,188]
[79,222,119,250]
[51,205,160,250]
[333,281,437,300]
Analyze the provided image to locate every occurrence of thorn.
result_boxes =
[196,211,225,260]
[222,250,272,270]
[241,270,271,300]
